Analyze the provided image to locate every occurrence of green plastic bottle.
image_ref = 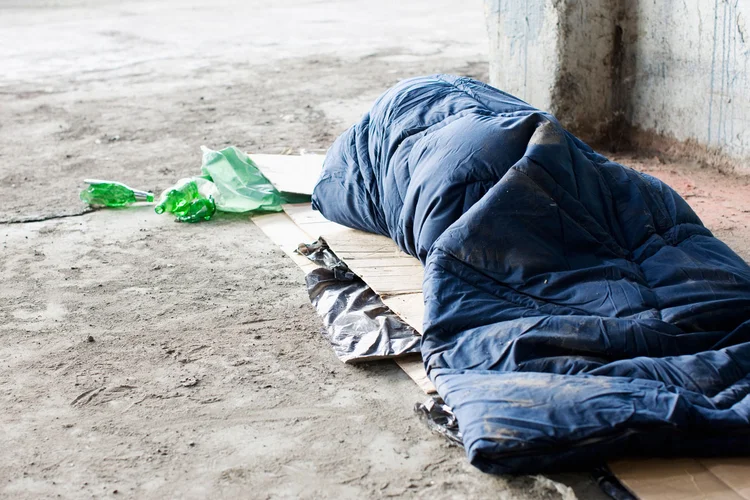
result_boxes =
[154,177,220,223]
[80,179,154,207]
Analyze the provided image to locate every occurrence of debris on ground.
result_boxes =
[300,238,421,362]
[80,179,154,207]
[81,146,311,222]
[414,397,462,447]
[154,176,220,223]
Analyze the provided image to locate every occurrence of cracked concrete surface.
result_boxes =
[1,1,748,499]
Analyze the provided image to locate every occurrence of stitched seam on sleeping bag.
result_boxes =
[594,167,713,321]
[382,75,546,218]
[423,258,555,340]
[384,109,493,240]
[436,75,546,120]
[466,425,675,465]
[513,356,608,373]
[430,163,673,324]
[356,126,386,232]
[430,375,688,459]
[397,171,497,259]
[378,75,512,170]
[393,113,552,251]
[322,125,390,236]
[712,374,750,409]
[440,75,539,117]
[517,161,700,315]
[518,159,632,263]
[427,156,695,326]
[436,75,496,114]
[638,172,679,232]
[408,178,498,261]
[429,249,597,319]
[598,165,679,253]
[421,161,653,301]
[596,166,716,299]
[516,160,712,296]
[717,350,750,401]
[352,127,390,236]
[391,109,481,196]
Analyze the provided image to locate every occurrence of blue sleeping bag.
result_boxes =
[312,75,750,473]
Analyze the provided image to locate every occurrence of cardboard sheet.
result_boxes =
[250,153,324,195]
[382,294,425,335]
[610,458,750,499]
[280,202,351,236]
[395,354,434,394]
[283,204,425,297]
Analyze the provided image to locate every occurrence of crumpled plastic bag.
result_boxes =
[200,146,284,213]
[155,146,311,222]
[299,238,421,362]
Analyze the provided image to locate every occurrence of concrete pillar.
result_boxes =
[484,0,750,171]
[625,1,750,165]
[484,0,624,141]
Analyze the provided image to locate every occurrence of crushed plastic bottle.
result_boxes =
[154,177,221,223]
[80,179,154,207]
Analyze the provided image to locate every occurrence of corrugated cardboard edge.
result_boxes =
[382,294,425,335]
[282,203,425,297]
[249,153,324,195]
[609,457,750,500]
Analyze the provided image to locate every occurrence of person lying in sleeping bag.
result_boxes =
[312,75,750,473]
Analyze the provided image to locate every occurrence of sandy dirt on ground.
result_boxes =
[1,1,748,499]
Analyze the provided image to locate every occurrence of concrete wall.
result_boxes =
[484,0,561,115]
[485,0,624,139]
[485,0,750,170]
[627,1,750,161]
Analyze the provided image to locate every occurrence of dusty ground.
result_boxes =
[1,1,748,499]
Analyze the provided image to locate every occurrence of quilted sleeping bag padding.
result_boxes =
[312,75,750,473]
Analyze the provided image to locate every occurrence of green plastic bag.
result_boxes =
[200,146,283,213]
[151,145,310,222]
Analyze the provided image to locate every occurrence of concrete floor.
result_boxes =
[1,1,748,499]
